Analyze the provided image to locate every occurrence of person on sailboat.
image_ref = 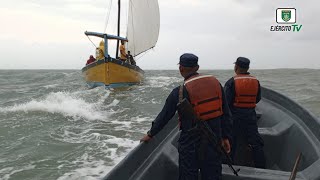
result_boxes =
[224,57,266,168]
[127,51,136,66]
[86,55,96,65]
[141,53,232,180]
[120,40,127,61]
[96,48,104,60]
[96,40,105,60]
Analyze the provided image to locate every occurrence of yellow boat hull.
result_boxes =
[82,59,144,88]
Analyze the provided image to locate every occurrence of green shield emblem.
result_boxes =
[282,10,291,22]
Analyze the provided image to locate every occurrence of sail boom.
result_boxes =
[85,31,106,38]
[85,31,128,41]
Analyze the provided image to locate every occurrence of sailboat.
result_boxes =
[82,0,160,88]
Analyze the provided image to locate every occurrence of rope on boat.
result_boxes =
[135,51,147,61]
[86,35,97,48]
[103,0,113,33]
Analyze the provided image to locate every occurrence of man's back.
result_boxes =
[141,53,232,180]
[225,73,261,112]
[224,57,266,168]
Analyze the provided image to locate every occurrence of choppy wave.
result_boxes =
[43,84,59,89]
[0,165,36,180]
[0,91,110,120]
[56,135,138,180]
[57,159,108,180]
[145,76,181,88]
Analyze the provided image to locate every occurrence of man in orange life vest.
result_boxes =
[224,57,266,168]
[141,53,232,180]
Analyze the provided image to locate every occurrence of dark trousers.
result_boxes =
[178,133,222,180]
[231,109,266,168]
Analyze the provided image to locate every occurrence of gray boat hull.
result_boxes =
[104,87,320,180]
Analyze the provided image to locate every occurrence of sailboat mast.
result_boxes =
[116,0,121,58]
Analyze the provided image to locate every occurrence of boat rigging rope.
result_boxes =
[103,0,113,33]
[86,35,97,48]
[136,51,147,61]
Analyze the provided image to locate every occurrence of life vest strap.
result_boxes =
[179,85,183,103]
[196,96,220,105]
[238,94,256,97]
[199,108,222,117]
[236,101,255,104]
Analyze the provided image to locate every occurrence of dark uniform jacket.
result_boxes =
[147,73,232,148]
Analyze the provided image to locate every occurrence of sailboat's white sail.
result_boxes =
[127,0,160,57]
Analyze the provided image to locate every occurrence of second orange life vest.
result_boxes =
[233,74,259,108]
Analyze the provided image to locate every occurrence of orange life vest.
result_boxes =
[233,74,259,108]
[184,74,223,121]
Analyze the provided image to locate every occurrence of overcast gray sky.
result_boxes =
[0,0,319,69]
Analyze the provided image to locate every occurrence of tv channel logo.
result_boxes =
[276,8,296,24]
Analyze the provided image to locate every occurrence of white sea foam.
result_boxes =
[104,136,137,148]
[106,99,120,108]
[0,91,109,120]
[0,167,13,174]
[54,127,139,179]
[146,76,181,88]
[57,160,108,180]
[43,84,59,89]
[110,120,132,127]
[57,138,138,180]
[0,165,35,180]
[131,96,162,105]
[132,116,152,123]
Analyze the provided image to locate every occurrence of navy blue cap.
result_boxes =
[234,57,250,69]
[179,53,198,67]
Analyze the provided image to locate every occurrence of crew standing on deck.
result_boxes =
[119,40,127,61]
[141,53,232,180]
[86,55,96,65]
[127,51,136,66]
[224,57,266,168]
[96,40,105,60]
